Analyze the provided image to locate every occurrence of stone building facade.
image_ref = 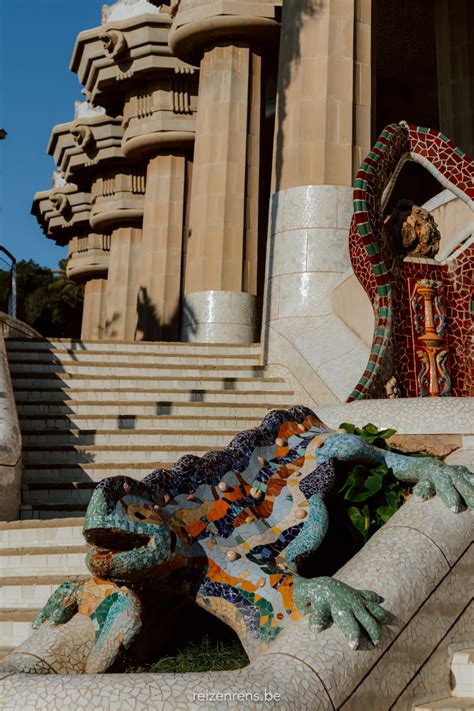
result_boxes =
[33,0,473,404]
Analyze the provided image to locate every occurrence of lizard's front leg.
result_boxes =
[0,578,142,674]
[318,433,474,512]
[196,565,387,658]
[292,576,387,649]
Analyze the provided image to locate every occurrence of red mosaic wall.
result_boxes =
[348,121,474,400]
[389,245,473,397]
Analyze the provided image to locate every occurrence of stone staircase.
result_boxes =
[413,650,474,710]
[6,338,295,520]
[0,338,295,656]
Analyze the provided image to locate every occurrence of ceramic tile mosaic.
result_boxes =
[348,122,473,401]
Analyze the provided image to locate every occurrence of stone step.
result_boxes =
[0,568,86,618]
[21,442,228,464]
[10,362,266,378]
[0,617,36,649]
[21,428,246,447]
[8,353,261,367]
[6,339,261,357]
[22,464,170,485]
[0,547,88,578]
[20,488,104,507]
[20,508,88,520]
[0,520,84,548]
[12,375,287,392]
[413,698,474,710]
[16,401,290,417]
[18,414,261,431]
[14,388,293,403]
[0,585,59,610]
[451,649,474,698]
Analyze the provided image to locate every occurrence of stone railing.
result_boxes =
[0,316,25,521]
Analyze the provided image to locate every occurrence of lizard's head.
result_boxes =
[83,476,184,583]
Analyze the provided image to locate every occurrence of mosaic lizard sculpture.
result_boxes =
[3,407,472,674]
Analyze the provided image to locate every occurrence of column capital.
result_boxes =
[71,14,193,113]
[31,185,91,245]
[67,233,111,281]
[48,113,125,184]
[90,167,146,229]
[122,67,199,158]
[169,0,280,66]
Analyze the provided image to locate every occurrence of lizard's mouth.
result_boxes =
[84,528,150,552]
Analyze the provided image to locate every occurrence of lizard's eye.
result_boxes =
[127,504,162,524]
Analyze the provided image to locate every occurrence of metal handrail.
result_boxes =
[0,247,17,318]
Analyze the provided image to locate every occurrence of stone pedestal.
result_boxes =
[181,290,258,343]
[264,185,370,404]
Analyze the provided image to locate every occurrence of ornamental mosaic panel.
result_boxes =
[348,122,473,401]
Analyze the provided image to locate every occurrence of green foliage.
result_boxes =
[127,636,248,674]
[1,259,83,338]
[337,422,411,543]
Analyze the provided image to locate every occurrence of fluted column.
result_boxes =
[273,0,371,191]
[136,154,186,340]
[105,226,142,340]
[435,0,474,157]
[182,44,261,342]
[82,278,107,340]
[263,0,374,404]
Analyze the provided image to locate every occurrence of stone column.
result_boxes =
[182,44,260,342]
[136,153,187,340]
[273,0,371,191]
[81,278,108,340]
[435,0,474,157]
[105,226,142,341]
[263,0,374,405]
[32,185,112,342]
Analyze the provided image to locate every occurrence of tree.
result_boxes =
[0,258,84,338]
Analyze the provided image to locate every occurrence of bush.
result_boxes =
[337,422,428,542]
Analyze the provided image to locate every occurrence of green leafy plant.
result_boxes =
[337,423,412,543]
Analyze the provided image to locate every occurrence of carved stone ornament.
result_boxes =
[384,376,401,399]
[50,192,70,215]
[71,124,94,149]
[402,205,441,258]
[99,29,128,59]
[385,200,441,259]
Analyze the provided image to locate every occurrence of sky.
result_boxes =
[0,0,104,269]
